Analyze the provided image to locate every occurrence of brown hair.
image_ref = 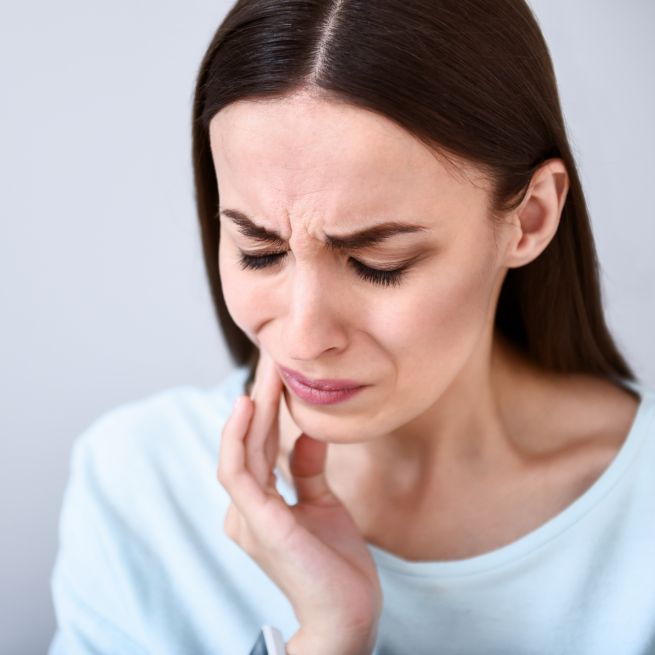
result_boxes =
[191,0,636,394]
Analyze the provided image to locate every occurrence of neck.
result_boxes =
[274,333,555,500]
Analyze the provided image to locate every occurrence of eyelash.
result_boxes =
[237,251,408,288]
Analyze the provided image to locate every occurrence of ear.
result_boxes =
[504,158,570,269]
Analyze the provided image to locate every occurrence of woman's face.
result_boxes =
[210,94,515,444]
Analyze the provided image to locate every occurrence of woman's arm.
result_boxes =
[218,350,382,655]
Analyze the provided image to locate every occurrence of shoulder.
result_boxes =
[58,365,251,556]
[568,375,652,452]
[50,365,275,651]
[53,369,249,591]
[526,373,651,454]
[73,366,249,480]
[543,374,655,494]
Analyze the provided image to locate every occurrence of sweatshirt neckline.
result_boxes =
[366,377,654,578]
[224,368,654,579]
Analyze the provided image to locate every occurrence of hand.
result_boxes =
[217,350,382,655]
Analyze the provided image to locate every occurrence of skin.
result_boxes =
[210,89,639,563]
[218,351,382,655]
[212,90,640,653]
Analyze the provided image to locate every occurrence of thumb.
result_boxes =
[289,433,337,506]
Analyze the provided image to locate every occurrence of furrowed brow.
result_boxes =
[218,208,428,250]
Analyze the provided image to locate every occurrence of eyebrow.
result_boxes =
[218,208,428,250]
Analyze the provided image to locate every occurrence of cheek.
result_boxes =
[429,254,494,338]
[387,250,498,396]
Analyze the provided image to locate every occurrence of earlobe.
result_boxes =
[505,158,570,269]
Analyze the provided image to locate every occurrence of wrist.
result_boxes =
[285,626,377,655]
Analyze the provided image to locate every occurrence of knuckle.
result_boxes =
[216,466,228,486]
[223,516,236,540]
[224,512,256,555]
[217,461,238,488]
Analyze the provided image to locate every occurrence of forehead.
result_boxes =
[208,95,488,228]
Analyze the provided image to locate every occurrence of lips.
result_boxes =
[278,364,363,391]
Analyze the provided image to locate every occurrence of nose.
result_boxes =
[283,261,349,361]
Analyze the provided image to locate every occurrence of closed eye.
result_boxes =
[237,250,409,288]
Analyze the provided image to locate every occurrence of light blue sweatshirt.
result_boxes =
[48,366,655,654]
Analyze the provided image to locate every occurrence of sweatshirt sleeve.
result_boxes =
[46,372,301,654]
[47,424,150,655]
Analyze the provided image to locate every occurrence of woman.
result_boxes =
[49,1,654,654]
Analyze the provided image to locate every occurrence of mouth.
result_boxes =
[277,364,363,391]
[276,364,367,406]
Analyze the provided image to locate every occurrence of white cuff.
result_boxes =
[263,625,286,654]
[248,625,286,654]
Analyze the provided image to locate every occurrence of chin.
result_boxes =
[303,432,363,445]
[292,416,372,445]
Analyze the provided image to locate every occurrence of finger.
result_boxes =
[218,395,265,504]
[246,351,283,488]
[289,433,337,506]
[262,355,285,472]
[218,394,251,484]
[219,394,288,536]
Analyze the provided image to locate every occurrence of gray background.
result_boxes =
[1,1,653,653]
